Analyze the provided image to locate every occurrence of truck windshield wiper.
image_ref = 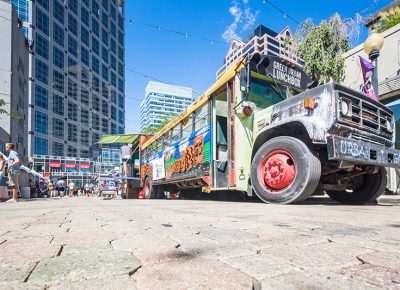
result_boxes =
[267,73,286,100]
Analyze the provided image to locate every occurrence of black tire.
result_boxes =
[326,167,387,204]
[143,177,157,199]
[250,136,321,204]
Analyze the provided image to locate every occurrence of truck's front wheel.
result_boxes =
[251,136,321,204]
[326,167,387,204]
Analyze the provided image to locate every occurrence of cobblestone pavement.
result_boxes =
[0,196,399,289]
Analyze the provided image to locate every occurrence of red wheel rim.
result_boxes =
[144,179,150,198]
[259,150,296,191]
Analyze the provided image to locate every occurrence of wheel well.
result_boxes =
[251,122,313,160]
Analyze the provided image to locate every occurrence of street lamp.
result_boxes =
[363,31,384,97]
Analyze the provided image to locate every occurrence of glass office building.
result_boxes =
[5,0,126,159]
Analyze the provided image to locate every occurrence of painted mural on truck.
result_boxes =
[141,125,211,182]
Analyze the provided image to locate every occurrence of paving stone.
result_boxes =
[0,281,42,290]
[60,243,113,256]
[331,235,400,253]
[198,226,259,241]
[261,270,381,290]
[47,275,136,290]
[133,255,255,290]
[111,232,179,252]
[51,230,118,246]
[0,236,60,264]
[261,241,373,271]
[222,254,294,280]
[28,249,141,287]
[0,264,36,283]
[357,251,400,272]
[341,264,400,289]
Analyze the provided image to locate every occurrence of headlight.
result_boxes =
[386,117,394,132]
[340,99,352,117]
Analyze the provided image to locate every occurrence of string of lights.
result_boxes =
[261,0,300,25]
[127,18,229,45]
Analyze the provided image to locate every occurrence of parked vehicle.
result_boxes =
[139,53,400,204]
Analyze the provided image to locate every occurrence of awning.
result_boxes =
[97,134,141,144]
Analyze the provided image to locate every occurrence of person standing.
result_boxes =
[120,143,131,177]
[5,143,21,202]
[84,182,90,196]
[68,181,75,197]
[56,179,65,197]
[0,154,7,201]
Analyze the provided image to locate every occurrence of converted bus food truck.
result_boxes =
[139,53,400,204]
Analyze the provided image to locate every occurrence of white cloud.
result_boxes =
[222,0,259,43]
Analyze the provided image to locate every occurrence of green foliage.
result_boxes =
[142,113,177,134]
[290,14,352,85]
[0,99,7,115]
[375,6,400,33]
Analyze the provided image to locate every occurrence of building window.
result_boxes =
[92,76,100,92]
[82,0,89,7]
[68,79,78,100]
[110,21,116,37]
[81,69,89,87]
[36,8,49,35]
[118,94,124,109]
[118,126,124,134]
[53,1,65,24]
[118,78,124,93]
[52,118,64,139]
[81,47,89,67]
[111,106,117,121]
[81,88,89,106]
[67,145,77,157]
[68,35,78,58]
[53,70,64,93]
[52,142,64,156]
[92,56,99,74]
[68,102,78,121]
[53,46,64,69]
[35,59,48,84]
[53,94,64,116]
[111,90,117,103]
[81,6,89,27]
[118,45,124,62]
[111,123,117,134]
[118,29,124,46]
[35,111,48,134]
[102,64,108,81]
[102,46,108,64]
[68,57,78,78]
[36,33,49,59]
[110,55,116,70]
[102,99,108,116]
[102,28,108,46]
[35,85,48,109]
[101,12,108,28]
[37,0,49,10]
[118,62,124,77]
[110,72,116,87]
[34,137,48,155]
[92,113,100,130]
[102,118,109,133]
[92,0,99,15]
[118,110,124,124]
[92,18,99,36]
[81,129,90,146]
[68,13,78,35]
[81,108,89,125]
[92,36,99,55]
[92,94,100,111]
[80,149,89,158]
[53,22,64,46]
[68,123,78,142]
[110,38,116,54]
[69,0,78,14]
[81,26,90,47]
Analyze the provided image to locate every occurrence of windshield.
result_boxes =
[248,72,288,110]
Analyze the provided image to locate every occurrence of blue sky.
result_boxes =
[124,0,393,133]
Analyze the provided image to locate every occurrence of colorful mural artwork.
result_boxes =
[141,125,211,182]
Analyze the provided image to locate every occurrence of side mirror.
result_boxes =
[239,67,248,94]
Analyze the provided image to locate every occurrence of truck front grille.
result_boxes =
[337,92,393,143]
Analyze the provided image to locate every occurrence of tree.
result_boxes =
[375,6,400,33]
[0,99,7,115]
[142,113,177,134]
[288,14,354,85]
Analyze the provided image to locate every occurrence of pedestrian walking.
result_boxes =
[56,179,65,197]
[68,181,75,197]
[84,182,90,196]
[5,143,21,202]
[0,154,7,201]
[48,181,56,198]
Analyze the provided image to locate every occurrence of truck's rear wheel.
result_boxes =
[326,167,387,204]
[251,136,321,204]
[143,177,157,199]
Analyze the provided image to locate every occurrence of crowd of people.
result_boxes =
[34,179,101,199]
